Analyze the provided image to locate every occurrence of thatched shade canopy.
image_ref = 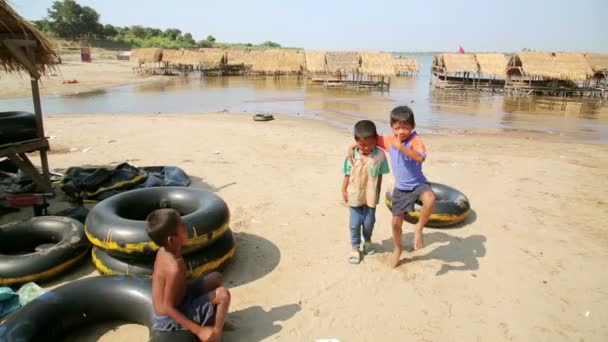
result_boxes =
[584,53,608,74]
[161,49,183,64]
[326,51,360,74]
[394,58,420,73]
[198,48,226,68]
[276,49,305,73]
[248,49,280,73]
[226,48,249,65]
[552,53,593,82]
[130,48,162,64]
[305,50,326,73]
[359,51,395,76]
[435,53,478,73]
[475,53,507,76]
[0,0,57,77]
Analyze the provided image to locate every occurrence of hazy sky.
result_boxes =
[11,0,608,52]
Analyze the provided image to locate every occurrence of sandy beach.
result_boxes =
[1,112,606,341]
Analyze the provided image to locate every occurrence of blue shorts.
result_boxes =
[153,277,215,331]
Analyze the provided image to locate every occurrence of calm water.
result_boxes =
[1,55,607,143]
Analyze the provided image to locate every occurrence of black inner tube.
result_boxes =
[0,217,89,284]
[0,111,38,145]
[0,275,196,341]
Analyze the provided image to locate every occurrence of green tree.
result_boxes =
[206,35,216,43]
[102,24,117,38]
[32,19,51,32]
[47,0,102,38]
[183,33,195,46]
[163,28,182,40]
[128,25,146,38]
[261,41,281,48]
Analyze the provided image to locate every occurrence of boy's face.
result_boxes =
[170,220,188,247]
[391,122,414,142]
[356,136,377,155]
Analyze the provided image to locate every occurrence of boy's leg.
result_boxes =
[207,287,231,339]
[348,207,363,263]
[202,272,223,292]
[391,214,404,268]
[414,190,436,250]
[361,206,376,255]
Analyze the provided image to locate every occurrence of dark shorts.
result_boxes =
[153,277,215,331]
[391,183,433,216]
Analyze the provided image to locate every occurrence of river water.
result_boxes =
[1,55,606,143]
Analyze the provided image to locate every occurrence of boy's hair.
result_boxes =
[146,208,182,247]
[354,120,378,140]
[390,106,415,126]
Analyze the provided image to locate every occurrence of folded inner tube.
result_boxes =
[0,216,90,285]
[0,111,38,145]
[385,182,470,228]
[253,113,274,121]
[85,187,230,257]
[0,275,197,341]
[92,229,236,279]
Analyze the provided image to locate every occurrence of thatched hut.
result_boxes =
[305,50,327,74]
[552,53,593,82]
[585,53,608,86]
[276,49,305,74]
[130,48,163,64]
[248,49,281,74]
[325,51,360,75]
[180,50,201,66]
[226,48,249,65]
[161,49,183,64]
[198,48,226,68]
[394,57,420,75]
[474,53,507,77]
[506,51,558,80]
[433,53,479,74]
[359,51,395,77]
[0,0,58,191]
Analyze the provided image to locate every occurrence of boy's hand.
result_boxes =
[342,189,348,203]
[347,143,357,164]
[392,134,403,150]
[196,327,220,342]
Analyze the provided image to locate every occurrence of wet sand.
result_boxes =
[1,113,606,341]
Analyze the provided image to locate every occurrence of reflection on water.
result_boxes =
[0,54,606,143]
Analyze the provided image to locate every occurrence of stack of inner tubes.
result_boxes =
[0,111,38,145]
[0,216,90,286]
[85,187,235,278]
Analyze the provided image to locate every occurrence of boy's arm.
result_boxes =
[390,137,425,163]
[376,134,392,150]
[342,175,349,203]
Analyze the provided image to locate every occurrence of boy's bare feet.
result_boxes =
[391,247,402,268]
[414,228,424,250]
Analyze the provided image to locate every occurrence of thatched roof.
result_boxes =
[180,50,200,65]
[226,48,249,65]
[394,57,420,73]
[162,49,183,63]
[305,50,326,73]
[584,53,608,73]
[198,48,226,68]
[249,49,281,73]
[276,49,305,73]
[0,0,57,76]
[130,48,162,63]
[475,53,507,76]
[436,53,478,73]
[326,51,360,74]
[508,51,592,81]
[552,53,593,81]
[359,51,395,76]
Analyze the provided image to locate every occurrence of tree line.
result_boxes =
[32,0,282,49]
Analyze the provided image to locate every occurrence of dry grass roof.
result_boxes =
[226,48,249,65]
[584,53,608,73]
[436,53,478,73]
[394,58,419,73]
[475,53,507,76]
[326,51,360,74]
[248,49,280,73]
[359,51,395,76]
[276,49,305,73]
[130,48,162,63]
[508,51,593,81]
[198,48,226,67]
[552,53,593,81]
[305,50,327,73]
[0,0,57,76]
[161,49,183,63]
